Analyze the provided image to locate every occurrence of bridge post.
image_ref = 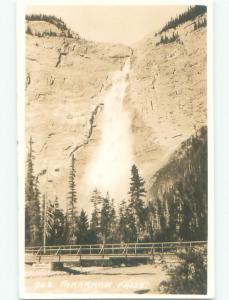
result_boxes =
[102,244,105,267]
[151,244,155,264]
[79,246,82,267]
[161,243,164,262]
[50,262,64,271]
[125,244,128,265]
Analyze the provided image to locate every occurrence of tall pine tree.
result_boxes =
[128,164,146,240]
[100,192,111,243]
[66,154,78,244]
[47,197,65,245]
[100,192,118,243]
[41,195,54,248]
[25,137,41,246]
[108,198,117,243]
[118,199,137,243]
[90,189,102,234]
[76,210,89,244]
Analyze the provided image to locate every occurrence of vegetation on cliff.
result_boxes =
[26,14,68,30]
[160,5,207,33]
[156,32,180,46]
[25,14,74,38]
[194,18,207,30]
[149,126,208,242]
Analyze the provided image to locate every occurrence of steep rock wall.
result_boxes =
[128,13,207,192]
[26,23,132,207]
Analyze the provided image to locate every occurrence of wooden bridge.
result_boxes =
[25,241,207,265]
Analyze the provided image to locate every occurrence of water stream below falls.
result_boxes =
[85,59,133,202]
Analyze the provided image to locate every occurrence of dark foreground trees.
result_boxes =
[25,137,41,246]
[76,210,89,244]
[25,127,207,246]
[149,126,208,242]
[66,154,78,244]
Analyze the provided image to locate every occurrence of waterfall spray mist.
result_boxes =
[85,59,133,202]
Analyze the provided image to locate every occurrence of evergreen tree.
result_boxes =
[90,189,102,232]
[160,5,207,33]
[145,201,157,241]
[26,26,33,35]
[194,18,207,30]
[90,210,99,235]
[99,192,118,243]
[67,29,73,38]
[76,210,89,244]
[118,199,137,243]
[156,32,179,46]
[89,211,100,243]
[40,194,55,248]
[167,191,179,241]
[118,200,129,242]
[125,204,138,242]
[108,198,118,243]
[100,192,112,243]
[148,126,207,242]
[47,197,65,245]
[89,189,102,243]
[153,198,167,241]
[25,14,68,31]
[25,137,41,246]
[66,154,78,244]
[128,164,146,239]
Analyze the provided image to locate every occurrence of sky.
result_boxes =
[26,5,189,45]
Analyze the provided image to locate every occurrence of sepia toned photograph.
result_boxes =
[18,1,213,298]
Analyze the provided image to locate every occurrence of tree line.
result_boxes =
[25,14,68,31]
[194,18,207,30]
[156,32,180,46]
[160,5,207,33]
[26,26,73,38]
[25,126,207,247]
[25,14,74,38]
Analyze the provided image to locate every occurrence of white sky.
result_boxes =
[27,5,189,45]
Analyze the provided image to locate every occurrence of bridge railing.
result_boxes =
[25,241,207,257]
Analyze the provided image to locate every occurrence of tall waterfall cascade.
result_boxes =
[85,59,133,202]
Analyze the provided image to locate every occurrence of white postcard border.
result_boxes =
[17,0,214,298]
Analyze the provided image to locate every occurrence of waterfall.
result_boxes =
[85,59,133,202]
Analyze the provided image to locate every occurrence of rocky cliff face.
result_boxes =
[25,12,207,209]
[26,20,132,206]
[128,13,207,191]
